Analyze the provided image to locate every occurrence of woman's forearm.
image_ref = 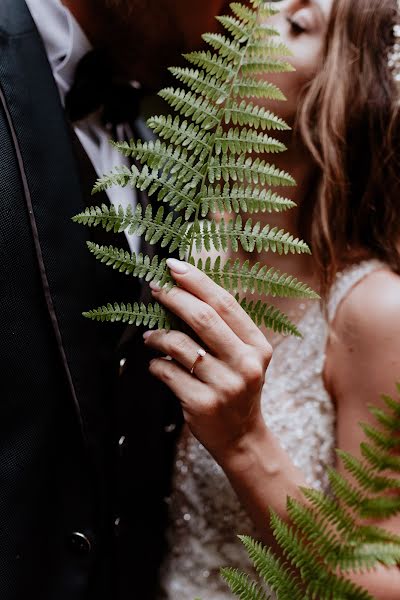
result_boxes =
[216,422,400,600]
[216,419,306,541]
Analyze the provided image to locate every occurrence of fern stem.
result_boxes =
[186,6,262,262]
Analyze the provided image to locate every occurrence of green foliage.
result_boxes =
[223,390,400,599]
[73,0,317,333]
[82,301,170,330]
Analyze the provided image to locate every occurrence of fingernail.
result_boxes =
[150,281,162,292]
[166,258,189,274]
[143,331,153,340]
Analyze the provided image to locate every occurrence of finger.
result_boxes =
[149,357,207,408]
[150,284,246,362]
[165,258,268,350]
[143,329,222,383]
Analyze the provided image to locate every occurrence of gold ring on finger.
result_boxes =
[190,348,207,375]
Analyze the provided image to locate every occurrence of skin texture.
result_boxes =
[143,1,400,597]
[261,0,332,124]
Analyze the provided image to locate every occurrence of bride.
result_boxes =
[143,0,400,598]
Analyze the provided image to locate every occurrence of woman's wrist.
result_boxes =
[215,413,276,474]
[214,414,306,526]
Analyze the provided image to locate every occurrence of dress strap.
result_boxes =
[327,259,386,324]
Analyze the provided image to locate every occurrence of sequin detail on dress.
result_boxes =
[158,260,384,600]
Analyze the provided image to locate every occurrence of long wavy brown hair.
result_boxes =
[298,0,400,296]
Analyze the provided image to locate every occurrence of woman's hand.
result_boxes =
[143,258,272,464]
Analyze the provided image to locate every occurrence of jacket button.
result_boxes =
[118,435,127,456]
[119,358,127,375]
[164,423,176,433]
[114,517,121,536]
[68,532,92,556]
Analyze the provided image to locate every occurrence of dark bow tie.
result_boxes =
[65,49,144,127]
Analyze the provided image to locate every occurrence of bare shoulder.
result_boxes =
[325,267,400,401]
[332,268,400,344]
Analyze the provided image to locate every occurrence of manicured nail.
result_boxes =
[166,258,189,274]
[143,331,153,340]
[150,281,162,292]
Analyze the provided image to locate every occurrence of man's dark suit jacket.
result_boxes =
[0,1,182,598]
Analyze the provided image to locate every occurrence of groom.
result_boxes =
[0,0,229,598]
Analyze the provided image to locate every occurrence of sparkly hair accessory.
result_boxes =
[389,25,400,82]
[389,3,400,82]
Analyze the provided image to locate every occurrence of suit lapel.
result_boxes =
[0,0,108,440]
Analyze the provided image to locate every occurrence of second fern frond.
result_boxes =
[222,387,400,600]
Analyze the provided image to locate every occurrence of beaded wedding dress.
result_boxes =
[158,260,384,600]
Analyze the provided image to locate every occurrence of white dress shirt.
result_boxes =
[25,0,140,253]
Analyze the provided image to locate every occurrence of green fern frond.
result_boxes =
[301,486,400,546]
[86,242,173,287]
[75,0,317,340]
[237,297,301,337]
[300,487,359,538]
[325,469,397,520]
[271,511,372,600]
[269,511,326,581]
[192,256,319,299]
[233,78,287,100]
[271,511,373,600]
[241,58,295,75]
[191,216,309,255]
[382,391,400,415]
[360,442,400,473]
[216,15,252,42]
[202,33,243,62]
[147,114,213,153]
[220,568,269,600]
[286,498,340,560]
[208,156,295,186]
[336,450,400,494]
[352,524,400,547]
[336,542,400,572]
[200,184,296,216]
[286,497,400,574]
[215,127,286,155]
[238,536,304,600]
[252,24,281,40]
[368,404,400,431]
[92,162,199,215]
[159,87,221,128]
[168,67,228,101]
[115,139,204,184]
[183,50,235,80]
[225,389,400,600]
[360,422,399,452]
[83,301,171,329]
[94,163,199,215]
[91,165,138,194]
[74,204,191,258]
[247,40,293,58]
[230,2,260,25]
[224,101,290,130]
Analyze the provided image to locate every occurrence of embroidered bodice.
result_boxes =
[158,260,384,600]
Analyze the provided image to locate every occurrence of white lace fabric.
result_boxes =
[158,260,385,600]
